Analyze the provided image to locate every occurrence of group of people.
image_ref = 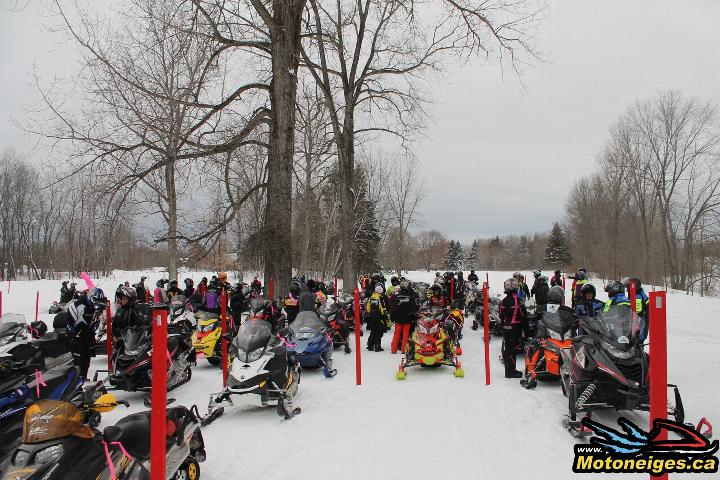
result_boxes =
[498,269,650,378]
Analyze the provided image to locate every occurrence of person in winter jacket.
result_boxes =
[166,280,182,300]
[574,283,604,318]
[550,269,563,288]
[66,289,96,380]
[513,273,531,304]
[499,278,527,378]
[390,281,418,354]
[154,279,169,304]
[433,272,443,286]
[428,284,447,307]
[284,282,301,324]
[112,286,147,334]
[229,284,246,333]
[365,285,388,352]
[198,277,208,297]
[386,277,400,297]
[623,277,650,341]
[250,277,262,295]
[467,270,479,283]
[569,269,588,307]
[530,273,550,312]
[455,272,465,307]
[183,278,195,299]
[133,276,148,303]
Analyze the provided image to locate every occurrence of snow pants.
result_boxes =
[502,324,523,377]
[391,323,411,353]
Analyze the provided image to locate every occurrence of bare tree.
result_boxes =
[385,154,425,273]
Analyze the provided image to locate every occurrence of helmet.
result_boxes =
[390,276,399,286]
[575,271,587,281]
[140,276,147,281]
[29,320,48,339]
[307,279,317,292]
[400,280,410,289]
[622,277,642,291]
[430,284,442,294]
[289,282,301,296]
[504,278,520,293]
[218,272,228,282]
[89,288,107,308]
[512,272,521,280]
[581,283,596,298]
[62,281,68,286]
[547,286,564,304]
[184,278,194,288]
[579,267,587,273]
[554,269,562,276]
[538,276,549,285]
[435,272,440,277]
[169,280,178,288]
[470,270,475,273]
[117,286,137,302]
[69,282,76,288]
[374,285,383,294]
[533,269,542,278]
[605,281,625,298]
[156,279,165,288]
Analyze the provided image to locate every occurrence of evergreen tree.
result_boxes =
[488,236,503,270]
[466,239,479,269]
[515,236,530,269]
[352,168,381,274]
[453,241,465,270]
[544,223,572,266]
[443,240,464,270]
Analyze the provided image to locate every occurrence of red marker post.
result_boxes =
[106,305,113,370]
[35,291,39,323]
[353,288,362,386]
[220,289,229,387]
[648,291,668,480]
[150,307,168,480]
[483,282,491,385]
[268,276,275,300]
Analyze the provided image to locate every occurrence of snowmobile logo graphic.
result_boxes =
[572,416,718,475]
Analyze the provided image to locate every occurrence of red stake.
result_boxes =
[145,288,150,304]
[35,291,39,323]
[648,291,668,480]
[483,282,491,385]
[220,289,229,387]
[106,304,113,370]
[268,276,275,300]
[562,274,566,290]
[150,306,168,480]
[353,288,362,386]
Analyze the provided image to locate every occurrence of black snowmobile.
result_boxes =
[471,290,501,334]
[0,395,205,480]
[100,312,195,396]
[559,305,686,436]
[203,318,301,425]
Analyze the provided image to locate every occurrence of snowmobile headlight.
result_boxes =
[548,330,563,341]
[199,321,217,333]
[125,345,147,356]
[296,331,314,340]
[33,444,63,464]
[13,449,30,466]
[601,340,635,360]
[245,347,264,363]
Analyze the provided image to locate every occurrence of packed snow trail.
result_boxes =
[1,271,718,479]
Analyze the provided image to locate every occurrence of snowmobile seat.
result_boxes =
[114,408,192,459]
[52,311,68,330]
[35,332,69,358]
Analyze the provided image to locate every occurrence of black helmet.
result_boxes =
[62,280,68,286]
[580,283,596,298]
[470,270,475,273]
[554,269,562,276]
[169,280,179,289]
[307,279,317,292]
[533,269,542,278]
[184,278,194,288]
[547,286,564,304]
[117,286,137,303]
[604,281,625,298]
[435,272,440,277]
[390,276,399,286]
[141,276,147,281]
[575,270,587,281]
[89,287,107,308]
[504,278,520,293]
[289,282,301,296]
[29,321,48,339]
[156,279,165,288]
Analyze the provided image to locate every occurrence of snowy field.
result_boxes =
[1,270,719,480]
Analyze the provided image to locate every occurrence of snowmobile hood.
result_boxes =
[582,305,639,353]
[121,327,150,353]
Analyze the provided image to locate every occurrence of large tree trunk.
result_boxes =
[338,111,356,290]
[263,0,305,299]
[165,160,179,280]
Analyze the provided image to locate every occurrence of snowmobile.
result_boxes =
[47,301,69,315]
[471,292,502,335]
[463,281,480,313]
[413,282,430,305]
[318,302,351,354]
[191,310,222,366]
[0,315,43,357]
[559,305,686,436]
[287,310,336,377]
[396,308,464,380]
[102,318,194,394]
[520,305,576,389]
[0,394,205,480]
[169,295,198,331]
[0,337,84,464]
[203,318,301,424]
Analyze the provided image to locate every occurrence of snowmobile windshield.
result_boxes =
[249,298,269,315]
[539,311,574,335]
[170,295,187,307]
[122,327,150,352]
[234,320,272,360]
[318,303,338,317]
[583,305,639,352]
[0,317,26,345]
[23,400,94,444]
[291,313,326,332]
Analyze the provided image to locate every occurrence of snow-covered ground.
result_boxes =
[1,270,718,479]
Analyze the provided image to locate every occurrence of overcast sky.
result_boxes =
[2,0,720,244]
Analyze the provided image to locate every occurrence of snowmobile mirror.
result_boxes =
[103,426,122,443]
